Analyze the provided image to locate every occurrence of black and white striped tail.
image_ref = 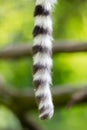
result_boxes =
[32,0,56,120]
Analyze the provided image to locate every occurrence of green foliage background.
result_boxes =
[0,0,87,130]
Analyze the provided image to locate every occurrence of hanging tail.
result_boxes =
[32,0,56,119]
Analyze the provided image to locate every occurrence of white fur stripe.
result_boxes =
[35,84,52,97]
[33,70,52,84]
[33,53,52,67]
[34,35,53,48]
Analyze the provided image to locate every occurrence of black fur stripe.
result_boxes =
[36,93,46,104]
[32,45,52,55]
[33,26,50,37]
[36,95,42,104]
[34,80,46,89]
[40,113,50,120]
[34,5,50,16]
[39,106,45,113]
[33,64,50,74]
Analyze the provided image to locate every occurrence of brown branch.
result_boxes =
[53,41,87,53]
[67,88,87,108]
[0,41,87,59]
[0,82,87,113]
[0,44,32,59]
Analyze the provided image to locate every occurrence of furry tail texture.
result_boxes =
[32,0,56,120]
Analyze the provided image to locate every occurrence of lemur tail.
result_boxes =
[32,0,56,120]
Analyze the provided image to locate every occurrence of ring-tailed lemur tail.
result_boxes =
[32,0,56,120]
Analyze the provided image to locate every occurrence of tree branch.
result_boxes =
[53,41,87,53]
[67,88,87,108]
[0,82,87,113]
[0,41,87,59]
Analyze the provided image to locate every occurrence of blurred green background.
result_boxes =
[0,0,87,130]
